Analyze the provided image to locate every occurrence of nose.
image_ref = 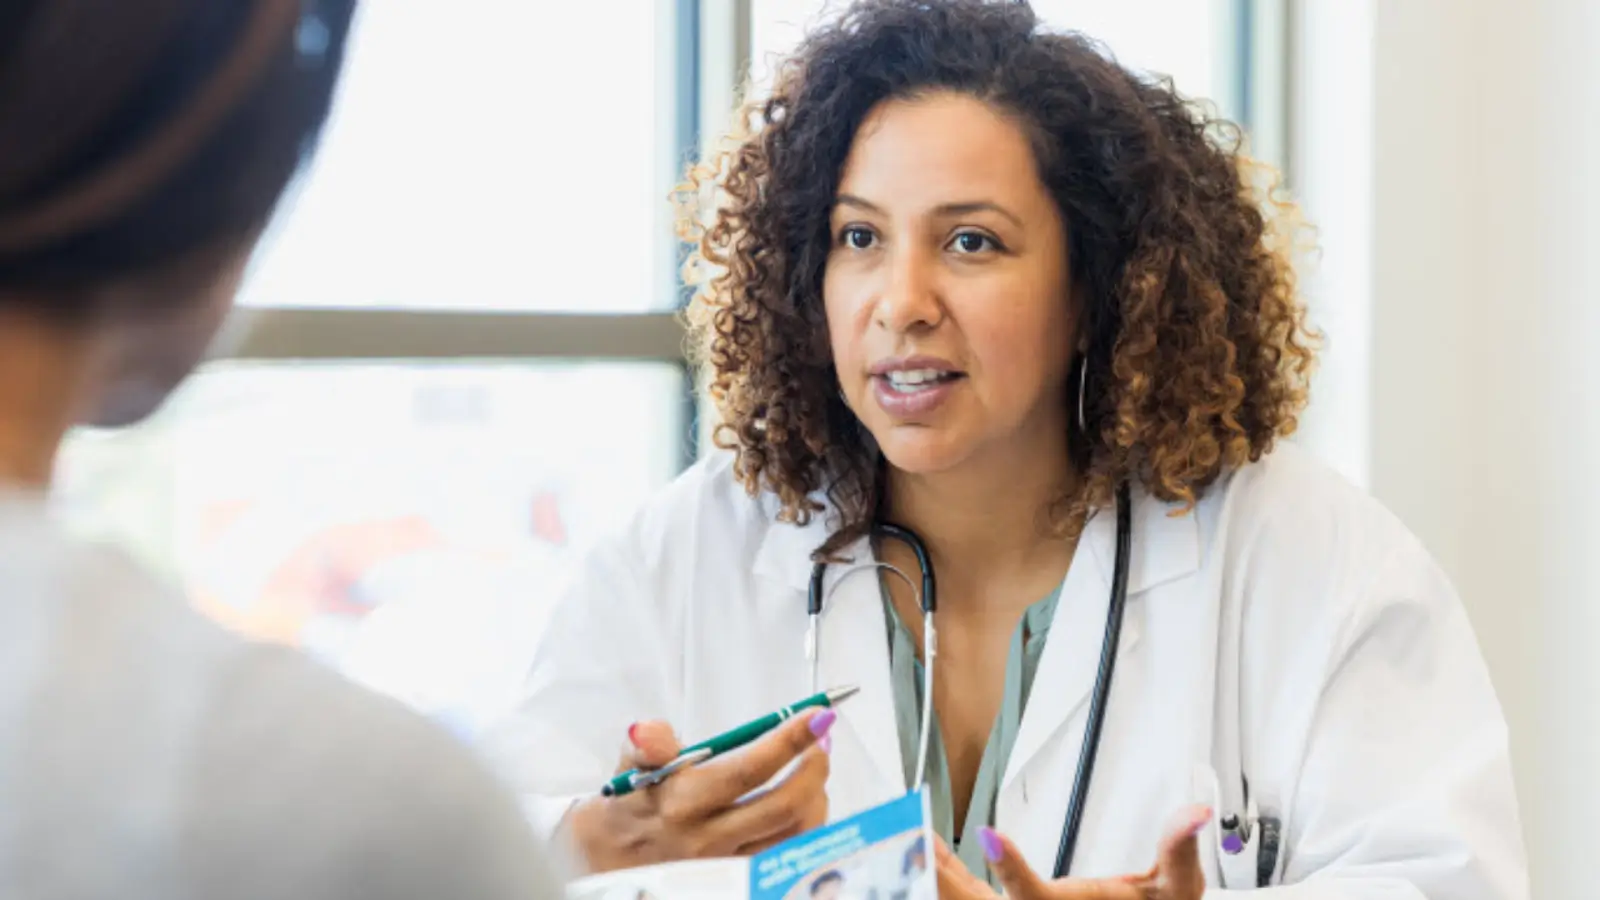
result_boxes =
[873,244,944,333]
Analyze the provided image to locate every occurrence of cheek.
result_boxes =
[822,267,867,374]
[963,278,1076,395]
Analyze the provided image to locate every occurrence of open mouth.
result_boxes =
[879,369,965,394]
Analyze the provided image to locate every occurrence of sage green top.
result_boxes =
[880,577,1063,885]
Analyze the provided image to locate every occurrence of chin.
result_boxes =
[873,429,972,476]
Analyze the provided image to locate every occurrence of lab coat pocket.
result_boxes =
[1190,763,1260,890]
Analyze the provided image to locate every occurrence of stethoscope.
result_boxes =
[805,481,1134,879]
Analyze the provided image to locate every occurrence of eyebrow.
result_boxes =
[834,194,1024,228]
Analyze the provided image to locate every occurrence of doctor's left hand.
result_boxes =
[934,806,1210,900]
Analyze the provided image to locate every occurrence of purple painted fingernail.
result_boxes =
[819,733,833,753]
[978,827,1004,863]
[810,709,837,739]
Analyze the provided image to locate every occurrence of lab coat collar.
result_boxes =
[750,490,832,591]
[1083,483,1204,597]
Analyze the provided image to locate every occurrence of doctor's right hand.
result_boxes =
[566,710,835,874]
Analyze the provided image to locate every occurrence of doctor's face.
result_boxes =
[824,91,1078,476]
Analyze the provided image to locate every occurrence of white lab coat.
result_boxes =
[482,443,1528,898]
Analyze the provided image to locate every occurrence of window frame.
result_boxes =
[1233,0,1294,180]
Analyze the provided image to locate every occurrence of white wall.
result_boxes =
[1294,0,1600,895]
[1289,0,1373,490]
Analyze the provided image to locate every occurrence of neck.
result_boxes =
[0,309,94,490]
[882,425,1078,592]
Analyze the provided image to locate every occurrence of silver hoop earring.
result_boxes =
[1077,355,1089,434]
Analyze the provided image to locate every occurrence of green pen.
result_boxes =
[600,685,860,798]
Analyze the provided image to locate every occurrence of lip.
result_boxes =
[868,355,962,376]
[872,374,961,418]
[868,356,965,419]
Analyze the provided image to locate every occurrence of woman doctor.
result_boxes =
[483,1,1527,896]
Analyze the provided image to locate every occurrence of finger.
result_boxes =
[1045,806,1214,900]
[931,836,963,873]
[726,781,825,851]
[800,780,829,831]
[933,837,997,900]
[734,824,805,857]
[978,827,1056,900]
[619,720,684,770]
[612,721,681,774]
[1154,805,1211,895]
[676,708,834,818]
[785,750,830,833]
[1045,880,1140,900]
[701,745,831,853]
[732,783,827,857]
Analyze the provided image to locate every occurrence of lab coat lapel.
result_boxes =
[752,512,905,803]
[1003,489,1199,792]
[1002,507,1141,797]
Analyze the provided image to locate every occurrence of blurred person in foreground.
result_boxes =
[0,1,560,897]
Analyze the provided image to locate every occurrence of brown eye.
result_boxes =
[841,226,877,250]
[949,231,998,254]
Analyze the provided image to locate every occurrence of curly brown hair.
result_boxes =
[679,0,1318,560]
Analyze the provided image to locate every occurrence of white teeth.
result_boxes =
[883,369,954,393]
[886,369,945,386]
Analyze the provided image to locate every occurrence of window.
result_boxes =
[239,2,672,313]
[57,361,687,730]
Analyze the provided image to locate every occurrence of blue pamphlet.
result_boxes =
[566,791,937,900]
[750,790,936,900]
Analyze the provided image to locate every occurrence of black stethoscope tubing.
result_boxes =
[806,481,1133,879]
[1052,480,1132,877]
